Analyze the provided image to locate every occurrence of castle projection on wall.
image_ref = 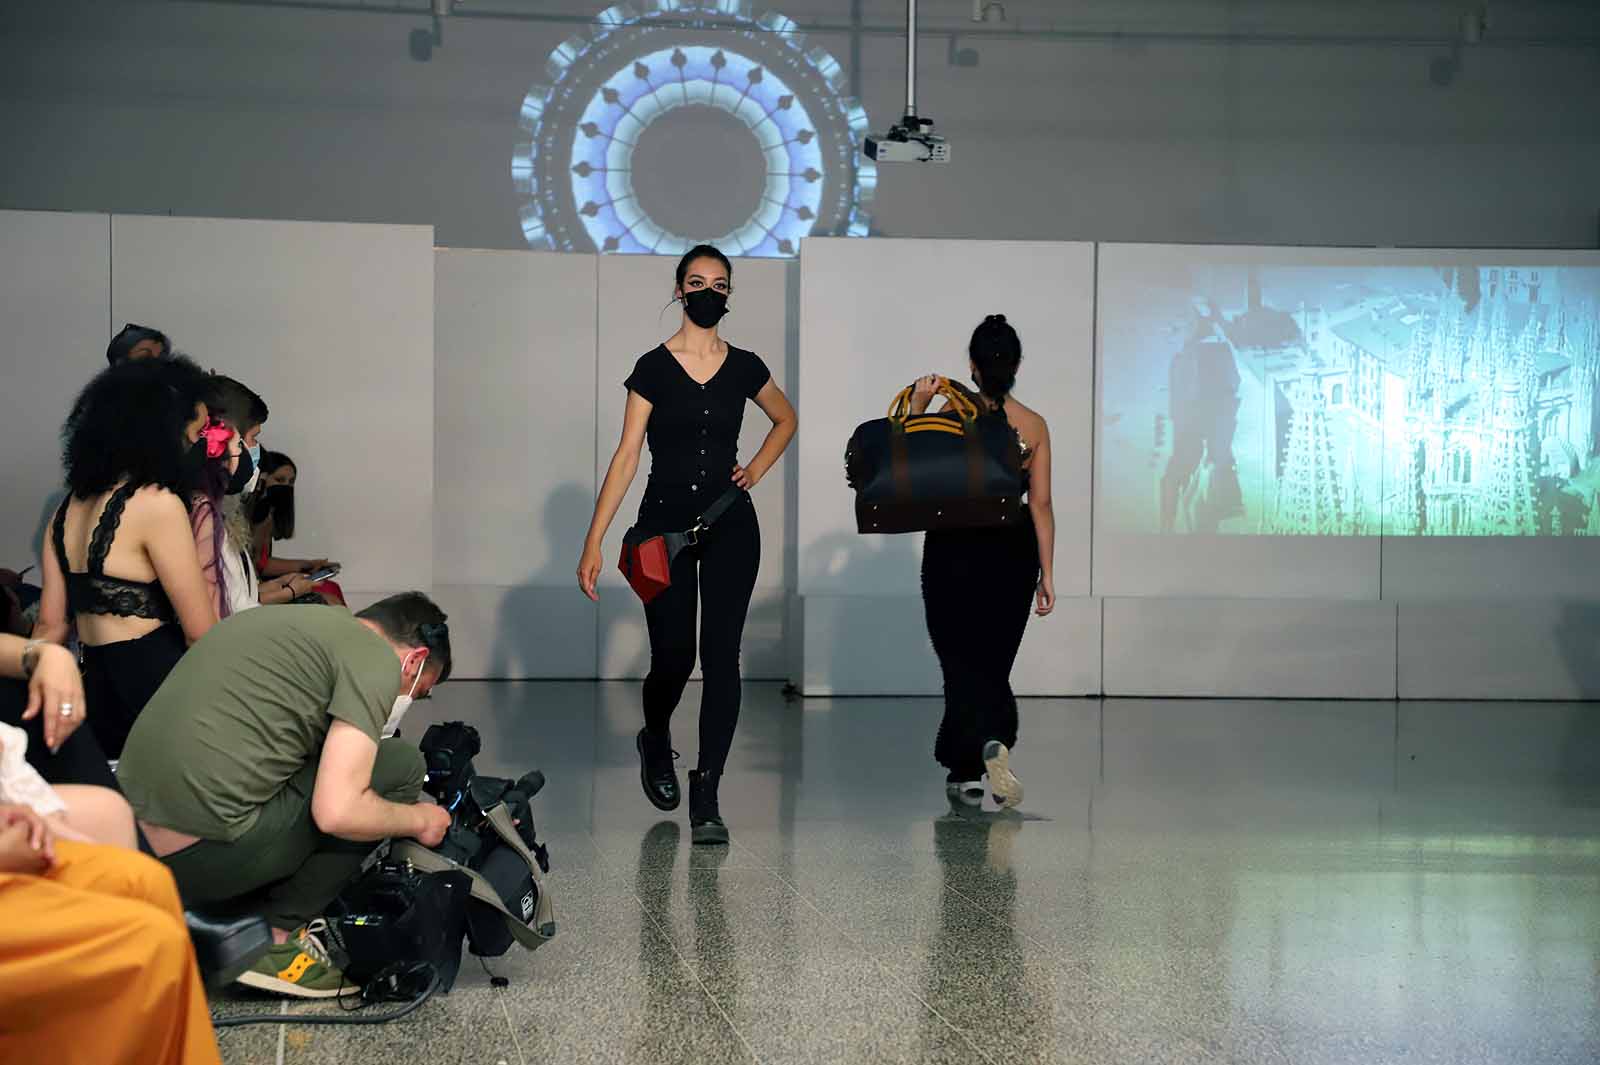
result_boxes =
[1098,261,1600,536]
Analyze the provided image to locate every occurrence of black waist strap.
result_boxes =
[692,487,746,532]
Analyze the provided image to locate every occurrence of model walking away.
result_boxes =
[911,314,1055,810]
[578,245,797,845]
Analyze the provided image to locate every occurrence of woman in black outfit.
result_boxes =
[579,245,797,845]
[911,315,1056,810]
[33,358,219,758]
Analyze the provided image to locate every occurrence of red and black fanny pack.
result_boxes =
[618,488,745,604]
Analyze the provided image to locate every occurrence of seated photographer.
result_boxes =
[117,593,454,998]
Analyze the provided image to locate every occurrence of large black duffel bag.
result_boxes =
[844,378,1026,534]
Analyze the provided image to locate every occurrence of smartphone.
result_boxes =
[306,565,341,583]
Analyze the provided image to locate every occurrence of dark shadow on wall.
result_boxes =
[488,481,597,679]
[801,529,923,694]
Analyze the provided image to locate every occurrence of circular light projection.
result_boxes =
[513,0,875,258]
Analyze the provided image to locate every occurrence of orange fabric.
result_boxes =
[0,840,223,1065]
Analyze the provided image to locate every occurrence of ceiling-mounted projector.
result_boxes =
[865,0,951,164]
[865,115,950,164]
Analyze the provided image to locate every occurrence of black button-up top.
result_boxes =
[625,343,771,533]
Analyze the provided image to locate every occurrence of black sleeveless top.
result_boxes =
[625,344,770,533]
[52,483,180,624]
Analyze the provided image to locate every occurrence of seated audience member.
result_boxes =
[201,376,314,610]
[33,358,219,758]
[253,450,344,605]
[0,633,134,848]
[188,418,241,620]
[0,621,121,792]
[118,593,454,998]
[106,322,171,366]
[0,805,224,1065]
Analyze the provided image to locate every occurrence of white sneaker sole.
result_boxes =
[983,743,1023,809]
[235,969,361,999]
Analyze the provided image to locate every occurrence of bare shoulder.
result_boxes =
[126,485,188,524]
[1005,399,1050,443]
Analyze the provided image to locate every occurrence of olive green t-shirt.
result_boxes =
[119,605,400,843]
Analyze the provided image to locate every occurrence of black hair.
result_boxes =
[969,313,1022,403]
[106,324,171,366]
[62,356,209,500]
[205,374,269,433]
[674,244,732,294]
[356,591,453,684]
[253,450,296,538]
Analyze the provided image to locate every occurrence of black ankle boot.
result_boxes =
[688,770,729,846]
[637,727,680,811]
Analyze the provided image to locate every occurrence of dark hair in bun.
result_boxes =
[969,313,1021,402]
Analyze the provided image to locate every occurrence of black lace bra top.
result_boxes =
[52,483,180,624]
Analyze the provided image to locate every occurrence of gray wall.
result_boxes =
[3,1,1596,252]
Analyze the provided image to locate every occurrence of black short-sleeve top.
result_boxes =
[625,343,771,530]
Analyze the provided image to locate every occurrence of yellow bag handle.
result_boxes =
[888,377,978,422]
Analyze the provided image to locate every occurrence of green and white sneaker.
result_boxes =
[234,919,359,999]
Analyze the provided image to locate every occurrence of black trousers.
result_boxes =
[640,497,760,778]
[81,624,187,759]
[921,524,1039,779]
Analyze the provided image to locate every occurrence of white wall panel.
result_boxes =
[434,249,597,676]
[111,215,435,598]
[1397,602,1600,700]
[0,210,109,565]
[1102,597,1398,698]
[796,237,1096,695]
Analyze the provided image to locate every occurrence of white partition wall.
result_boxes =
[111,215,436,603]
[4,207,1598,698]
[594,254,797,680]
[432,250,598,678]
[797,238,1100,696]
[0,211,109,566]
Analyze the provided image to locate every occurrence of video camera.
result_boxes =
[419,722,549,874]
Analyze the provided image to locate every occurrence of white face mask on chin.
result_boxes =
[382,651,426,738]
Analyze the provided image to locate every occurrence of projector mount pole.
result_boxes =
[905,0,918,125]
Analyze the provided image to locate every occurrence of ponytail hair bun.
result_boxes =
[969,314,1021,402]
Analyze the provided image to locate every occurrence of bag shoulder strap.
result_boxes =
[693,487,746,531]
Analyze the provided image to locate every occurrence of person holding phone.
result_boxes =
[577,245,796,846]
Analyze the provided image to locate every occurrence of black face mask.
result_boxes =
[254,484,296,540]
[225,447,255,496]
[181,439,208,485]
[682,289,729,329]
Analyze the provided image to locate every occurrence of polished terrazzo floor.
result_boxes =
[212,683,1600,1064]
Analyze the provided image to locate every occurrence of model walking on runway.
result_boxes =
[912,314,1055,809]
[578,245,797,844]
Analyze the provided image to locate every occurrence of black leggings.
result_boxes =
[641,499,760,778]
[80,624,188,759]
[921,524,1039,779]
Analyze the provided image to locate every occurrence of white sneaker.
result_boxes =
[983,741,1023,810]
